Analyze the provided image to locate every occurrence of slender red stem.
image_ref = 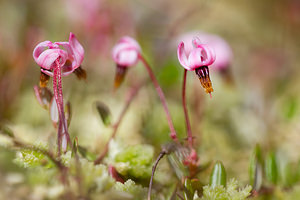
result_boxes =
[182,69,193,147]
[139,55,177,141]
[53,59,71,155]
[94,84,141,165]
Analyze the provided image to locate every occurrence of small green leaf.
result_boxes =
[71,137,78,157]
[249,144,263,191]
[95,101,112,126]
[265,151,278,185]
[210,161,227,188]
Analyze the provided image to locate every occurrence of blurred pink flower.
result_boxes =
[177,32,232,70]
[112,36,141,67]
[112,36,141,89]
[33,32,84,76]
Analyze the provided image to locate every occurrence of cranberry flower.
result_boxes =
[177,32,232,71]
[112,36,141,89]
[112,36,141,67]
[32,32,84,154]
[33,32,84,77]
[177,37,216,94]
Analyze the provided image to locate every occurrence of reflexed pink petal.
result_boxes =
[61,69,75,76]
[69,32,84,67]
[188,48,204,69]
[33,41,53,63]
[41,69,54,77]
[55,41,73,55]
[36,49,59,70]
[177,42,192,70]
[36,49,68,71]
[200,44,216,66]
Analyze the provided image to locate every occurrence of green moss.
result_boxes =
[199,179,252,200]
[114,144,154,179]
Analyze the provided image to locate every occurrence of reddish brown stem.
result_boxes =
[139,55,178,141]
[182,69,193,147]
[94,84,141,165]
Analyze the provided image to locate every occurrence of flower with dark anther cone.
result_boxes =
[177,38,216,96]
[177,32,232,71]
[112,36,141,89]
[32,32,84,154]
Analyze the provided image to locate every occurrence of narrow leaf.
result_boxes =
[71,137,78,157]
[249,144,263,191]
[210,161,227,188]
[265,151,278,185]
[95,101,112,126]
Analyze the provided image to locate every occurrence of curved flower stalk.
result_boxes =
[112,36,177,141]
[33,32,85,155]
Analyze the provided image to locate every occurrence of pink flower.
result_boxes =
[112,36,141,67]
[32,32,84,154]
[33,32,84,77]
[112,36,141,89]
[177,37,216,71]
[177,37,216,95]
[177,32,232,70]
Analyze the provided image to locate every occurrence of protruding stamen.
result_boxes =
[195,66,214,94]
[114,64,128,90]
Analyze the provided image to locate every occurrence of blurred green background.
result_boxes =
[0,0,300,199]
